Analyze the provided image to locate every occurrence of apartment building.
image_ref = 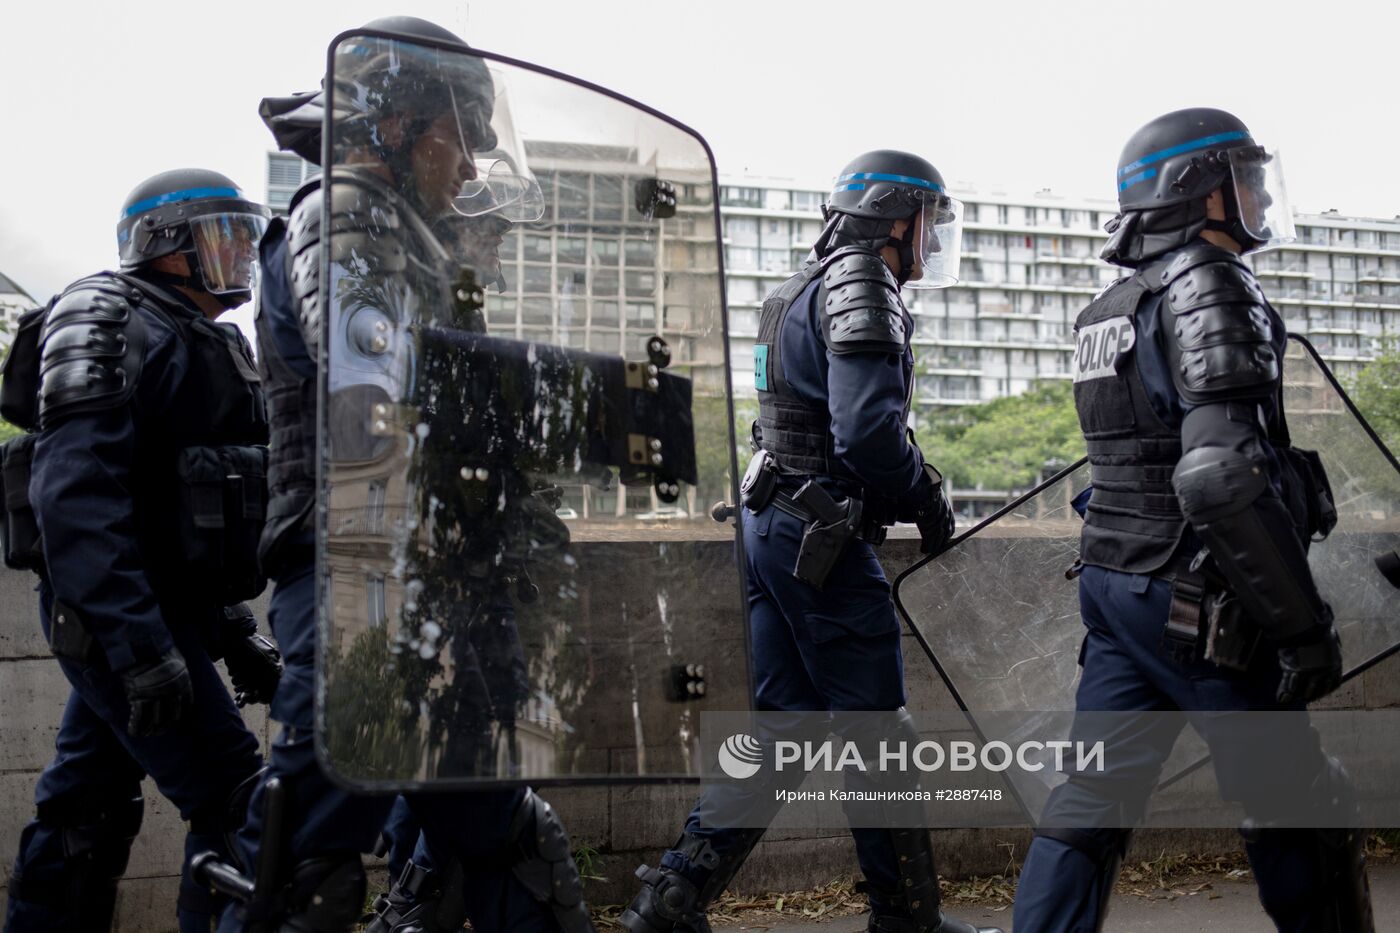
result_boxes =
[266,152,1400,424]
[718,180,1400,417]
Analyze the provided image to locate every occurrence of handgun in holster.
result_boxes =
[791,480,862,590]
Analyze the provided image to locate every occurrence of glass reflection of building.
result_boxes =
[480,140,727,522]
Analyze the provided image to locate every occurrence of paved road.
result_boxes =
[720,861,1400,931]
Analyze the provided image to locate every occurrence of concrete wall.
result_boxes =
[2,540,1397,931]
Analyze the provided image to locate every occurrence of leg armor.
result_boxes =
[1241,756,1373,932]
[859,828,1004,933]
[6,791,144,932]
[506,788,596,933]
[619,829,765,933]
[836,710,1002,933]
[363,858,466,933]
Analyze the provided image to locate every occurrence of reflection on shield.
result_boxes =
[316,32,748,788]
[892,336,1400,819]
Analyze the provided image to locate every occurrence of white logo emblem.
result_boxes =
[717,733,764,779]
[1074,315,1136,383]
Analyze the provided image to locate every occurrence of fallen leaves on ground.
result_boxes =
[591,833,1396,927]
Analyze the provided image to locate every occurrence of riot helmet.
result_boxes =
[1103,107,1294,265]
[116,168,270,306]
[331,21,499,218]
[814,150,963,287]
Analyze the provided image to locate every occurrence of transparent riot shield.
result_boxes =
[892,335,1400,818]
[316,31,745,788]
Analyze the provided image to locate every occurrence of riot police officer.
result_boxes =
[219,17,591,933]
[1011,108,1374,932]
[1,169,282,932]
[620,152,999,933]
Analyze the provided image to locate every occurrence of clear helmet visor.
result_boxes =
[451,69,544,223]
[189,213,267,294]
[454,158,545,222]
[907,194,964,288]
[1228,147,1295,251]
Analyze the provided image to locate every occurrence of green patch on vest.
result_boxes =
[754,344,770,391]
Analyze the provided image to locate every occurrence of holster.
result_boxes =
[1163,553,1261,671]
[791,480,862,590]
[1163,568,1206,664]
[1203,591,1262,671]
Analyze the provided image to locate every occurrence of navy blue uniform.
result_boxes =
[1013,278,1352,933]
[220,211,557,933]
[656,269,925,910]
[5,276,264,933]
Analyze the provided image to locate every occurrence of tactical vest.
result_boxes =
[1071,273,1187,574]
[254,256,319,579]
[752,259,913,487]
[0,271,270,602]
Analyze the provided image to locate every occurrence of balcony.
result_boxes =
[1254,268,1313,278]
[921,363,983,376]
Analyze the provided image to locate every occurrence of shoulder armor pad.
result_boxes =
[820,247,908,354]
[1160,245,1277,404]
[286,180,325,350]
[325,170,411,273]
[37,274,147,427]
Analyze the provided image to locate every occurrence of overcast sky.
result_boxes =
[4,0,1399,312]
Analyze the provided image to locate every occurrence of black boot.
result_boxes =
[619,830,764,933]
[618,864,713,933]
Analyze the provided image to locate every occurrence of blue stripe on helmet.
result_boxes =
[832,183,867,192]
[1117,167,1157,192]
[123,186,241,218]
[838,172,944,192]
[1117,130,1249,178]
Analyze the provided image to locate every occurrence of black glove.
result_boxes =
[222,603,283,707]
[913,487,956,556]
[122,649,194,737]
[899,465,956,556]
[1276,615,1343,705]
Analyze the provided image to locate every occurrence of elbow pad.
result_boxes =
[1174,445,1326,641]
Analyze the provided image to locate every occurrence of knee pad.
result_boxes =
[1032,827,1131,931]
[10,792,145,929]
[505,788,595,932]
[281,854,367,933]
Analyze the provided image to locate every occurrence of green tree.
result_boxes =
[690,393,758,507]
[916,381,1085,492]
[1347,337,1400,455]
